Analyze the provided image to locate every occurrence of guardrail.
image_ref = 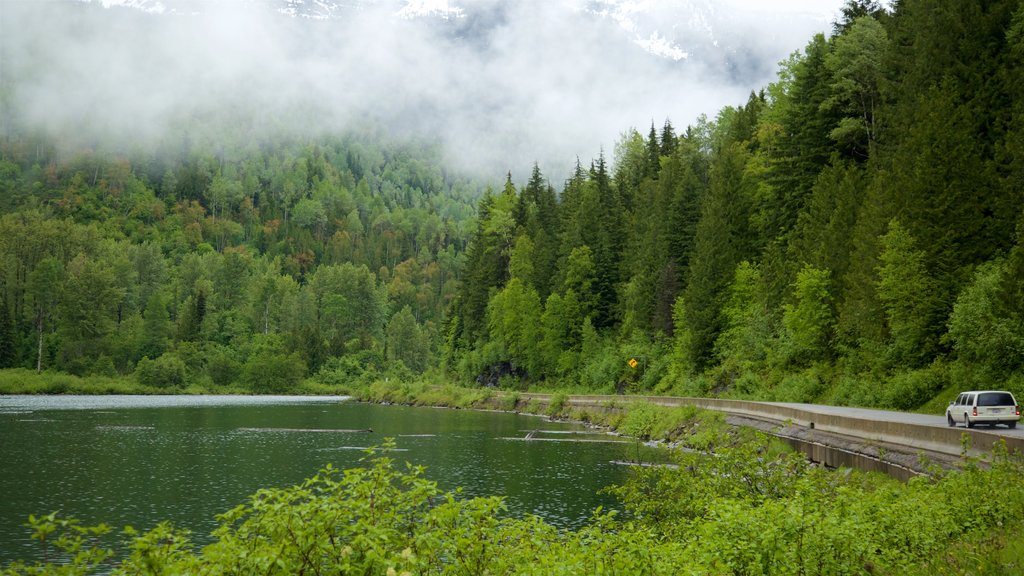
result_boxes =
[522,393,1024,459]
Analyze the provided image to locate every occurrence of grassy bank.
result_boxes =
[338,378,731,450]
[0,368,259,396]
[0,368,169,395]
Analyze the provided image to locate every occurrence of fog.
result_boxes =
[0,0,847,182]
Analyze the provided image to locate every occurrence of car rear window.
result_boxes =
[977,392,1015,406]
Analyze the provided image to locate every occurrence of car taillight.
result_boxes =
[972,407,978,417]
[1017,405,1021,417]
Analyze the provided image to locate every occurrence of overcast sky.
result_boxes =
[2,0,854,182]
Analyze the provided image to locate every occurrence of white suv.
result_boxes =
[946,391,1020,429]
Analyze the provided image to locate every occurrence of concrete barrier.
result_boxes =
[526,393,1024,459]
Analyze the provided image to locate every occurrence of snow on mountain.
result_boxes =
[394,0,464,20]
[79,0,835,68]
[86,0,170,14]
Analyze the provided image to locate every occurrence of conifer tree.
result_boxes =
[678,140,755,370]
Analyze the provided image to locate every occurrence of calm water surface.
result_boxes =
[0,395,660,564]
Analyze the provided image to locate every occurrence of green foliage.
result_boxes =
[134,353,187,389]
[876,220,942,367]
[0,294,15,369]
[880,362,951,411]
[205,350,242,388]
[780,264,834,366]
[241,348,306,394]
[386,306,431,374]
[0,133,477,387]
[485,278,543,377]
[945,259,1024,375]
[545,392,568,416]
[715,261,772,372]
[823,16,887,153]
[770,367,827,403]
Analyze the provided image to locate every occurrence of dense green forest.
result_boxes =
[0,129,480,390]
[446,0,1024,407]
[2,0,1024,407]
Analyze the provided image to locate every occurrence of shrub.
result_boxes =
[771,368,825,403]
[206,349,242,387]
[314,351,382,388]
[545,392,568,417]
[135,353,187,388]
[241,352,306,394]
[881,364,948,410]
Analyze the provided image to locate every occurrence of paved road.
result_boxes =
[531,393,1024,446]
[765,402,1024,439]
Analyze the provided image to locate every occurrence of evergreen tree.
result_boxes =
[764,35,840,241]
[678,141,755,371]
[646,123,661,179]
[455,192,508,345]
[588,153,625,329]
[178,286,208,343]
[833,0,885,35]
[517,164,560,298]
[659,119,677,158]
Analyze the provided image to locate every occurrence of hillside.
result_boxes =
[2,0,1024,409]
[445,0,1024,407]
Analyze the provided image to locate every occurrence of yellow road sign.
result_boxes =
[627,358,638,369]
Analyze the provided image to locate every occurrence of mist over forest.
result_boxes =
[1,0,842,181]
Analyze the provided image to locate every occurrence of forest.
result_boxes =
[2,0,1024,409]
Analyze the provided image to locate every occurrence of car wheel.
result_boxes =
[965,414,974,429]
[947,413,955,427]
[1009,421,1017,430]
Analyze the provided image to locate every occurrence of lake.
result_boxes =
[0,395,660,564]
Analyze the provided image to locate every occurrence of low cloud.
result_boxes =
[0,0,842,182]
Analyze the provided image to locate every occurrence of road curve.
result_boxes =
[766,402,1024,440]
[521,393,1024,459]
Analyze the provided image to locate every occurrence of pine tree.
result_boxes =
[764,35,841,241]
[646,122,661,178]
[518,164,560,298]
[659,119,677,157]
[678,141,755,370]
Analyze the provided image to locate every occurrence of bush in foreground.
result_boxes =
[5,436,1024,575]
